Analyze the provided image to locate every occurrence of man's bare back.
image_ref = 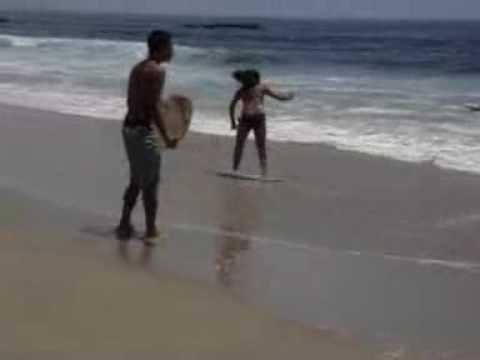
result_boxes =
[125,60,166,129]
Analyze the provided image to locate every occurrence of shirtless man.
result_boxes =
[116,30,177,245]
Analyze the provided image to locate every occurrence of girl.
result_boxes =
[229,69,294,177]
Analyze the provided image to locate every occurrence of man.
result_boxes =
[116,30,177,245]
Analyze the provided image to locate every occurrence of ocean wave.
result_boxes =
[0,38,13,48]
[222,51,282,66]
[0,33,192,57]
[184,46,284,67]
[0,33,282,68]
[0,34,39,47]
[2,32,480,176]
[344,107,414,116]
[0,33,135,51]
[318,86,410,97]
[449,64,480,75]
[1,74,480,174]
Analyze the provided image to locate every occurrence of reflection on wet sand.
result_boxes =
[117,240,154,267]
[215,183,261,286]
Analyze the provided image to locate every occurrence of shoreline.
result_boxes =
[1,101,478,178]
[3,101,480,261]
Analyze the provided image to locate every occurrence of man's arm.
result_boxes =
[229,89,241,129]
[264,85,294,101]
[145,66,175,147]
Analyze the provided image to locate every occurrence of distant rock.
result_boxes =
[0,17,10,24]
[184,23,262,31]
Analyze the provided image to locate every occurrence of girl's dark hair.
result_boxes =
[232,69,260,89]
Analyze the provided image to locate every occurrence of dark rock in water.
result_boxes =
[0,17,10,23]
[466,103,480,112]
[184,23,262,31]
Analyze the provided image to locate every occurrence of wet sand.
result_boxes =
[1,103,480,358]
[0,189,375,358]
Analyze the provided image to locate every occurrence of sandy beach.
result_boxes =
[0,188,376,359]
[1,103,480,358]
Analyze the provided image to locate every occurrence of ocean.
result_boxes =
[1,11,480,173]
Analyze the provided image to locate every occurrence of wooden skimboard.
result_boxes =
[214,170,283,183]
[156,94,193,147]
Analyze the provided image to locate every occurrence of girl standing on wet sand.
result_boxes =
[229,69,294,177]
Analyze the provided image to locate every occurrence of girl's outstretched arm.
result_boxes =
[264,85,294,101]
[229,89,242,130]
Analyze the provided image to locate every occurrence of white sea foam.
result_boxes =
[2,33,480,175]
[344,107,414,116]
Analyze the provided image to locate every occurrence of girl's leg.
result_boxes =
[233,121,251,171]
[253,117,267,176]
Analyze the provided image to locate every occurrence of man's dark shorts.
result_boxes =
[122,126,161,189]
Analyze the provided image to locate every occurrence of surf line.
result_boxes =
[171,223,480,273]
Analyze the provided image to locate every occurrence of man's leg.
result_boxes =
[233,121,251,171]
[142,171,160,244]
[253,118,267,176]
[116,180,140,240]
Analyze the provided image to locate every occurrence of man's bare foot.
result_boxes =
[143,227,159,247]
[115,223,135,241]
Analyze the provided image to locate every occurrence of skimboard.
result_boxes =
[156,94,193,147]
[465,103,480,112]
[214,170,283,183]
